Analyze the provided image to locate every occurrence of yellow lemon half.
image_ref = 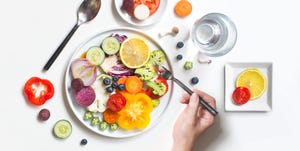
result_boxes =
[236,68,267,100]
[119,37,150,69]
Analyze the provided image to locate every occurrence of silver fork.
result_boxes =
[159,66,218,116]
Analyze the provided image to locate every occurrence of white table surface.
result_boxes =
[1,0,300,150]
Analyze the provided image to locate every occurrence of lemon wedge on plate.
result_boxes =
[119,37,150,69]
[236,68,267,100]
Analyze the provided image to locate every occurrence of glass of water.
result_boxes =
[191,13,237,57]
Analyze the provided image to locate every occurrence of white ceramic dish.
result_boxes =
[114,0,167,27]
[224,62,272,111]
[64,28,173,138]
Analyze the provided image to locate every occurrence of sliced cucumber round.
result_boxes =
[53,119,72,139]
[101,37,120,55]
[86,46,105,65]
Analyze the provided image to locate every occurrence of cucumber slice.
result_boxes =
[53,119,72,139]
[86,46,105,65]
[101,37,120,55]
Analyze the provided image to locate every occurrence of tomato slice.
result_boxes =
[23,77,54,106]
[232,87,251,105]
[107,93,127,112]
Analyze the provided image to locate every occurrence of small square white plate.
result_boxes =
[225,62,273,111]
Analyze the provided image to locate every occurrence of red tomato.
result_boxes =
[232,87,251,105]
[23,77,55,106]
[107,93,127,112]
[134,0,160,15]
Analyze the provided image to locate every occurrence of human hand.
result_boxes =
[172,89,216,151]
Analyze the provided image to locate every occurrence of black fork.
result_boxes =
[159,66,218,116]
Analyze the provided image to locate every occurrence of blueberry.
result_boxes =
[106,86,114,93]
[176,54,183,60]
[111,82,118,88]
[176,41,184,48]
[103,78,111,85]
[117,84,125,91]
[80,138,88,145]
[191,77,199,84]
[112,76,119,82]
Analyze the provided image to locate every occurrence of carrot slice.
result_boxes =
[103,109,119,124]
[175,0,192,17]
[125,76,143,94]
[117,77,127,85]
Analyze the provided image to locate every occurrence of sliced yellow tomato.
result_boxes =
[117,92,153,130]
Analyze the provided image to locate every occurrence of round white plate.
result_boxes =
[65,27,173,138]
[114,0,168,27]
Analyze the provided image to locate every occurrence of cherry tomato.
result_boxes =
[23,77,54,106]
[232,87,251,105]
[107,93,126,112]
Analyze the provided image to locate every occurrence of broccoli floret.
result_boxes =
[184,61,193,70]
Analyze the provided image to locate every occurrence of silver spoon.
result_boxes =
[43,0,101,71]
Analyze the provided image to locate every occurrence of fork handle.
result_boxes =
[173,78,218,116]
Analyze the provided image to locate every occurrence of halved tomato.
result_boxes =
[232,87,251,105]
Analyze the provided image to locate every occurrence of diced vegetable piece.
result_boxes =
[86,46,105,65]
[134,63,156,80]
[151,99,160,107]
[83,111,94,120]
[53,119,72,139]
[70,58,97,86]
[112,34,128,43]
[110,123,119,131]
[121,0,134,13]
[125,76,143,94]
[149,50,166,66]
[184,61,193,70]
[91,117,101,126]
[99,121,108,130]
[71,78,84,92]
[103,109,119,124]
[75,86,96,107]
[146,81,167,96]
[38,108,50,121]
[101,37,120,55]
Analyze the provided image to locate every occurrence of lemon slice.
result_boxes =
[119,37,150,69]
[236,68,267,100]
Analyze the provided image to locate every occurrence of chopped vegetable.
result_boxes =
[107,93,127,112]
[118,92,153,130]
[53,119,72,139]
[86,46,105,65]
[121,0,135,13]
[70,58,97,86]
[184,61,193,70]
[75,86,96,107]
[232,87,251,105]
[125,76,143,94]
[101,37,120,55]
[38,108,50,121]
[146,81,166,97]
[110,123,119,131]
[91,117,101,126]
[151,99,160,107]
[71,78,84,92]
[149,50,166,66]
[103,109,119,124]
[117,77,127,85]
[134,63,156,80]
[99,121,108,130]
[112,34,128,43]
[100,55,134,77]
[23,77,54,106]
[175,0,192,17]
[83,111,94,120]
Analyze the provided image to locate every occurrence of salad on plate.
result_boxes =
[67,32,171,135]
